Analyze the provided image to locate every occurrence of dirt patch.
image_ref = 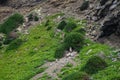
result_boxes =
[0,6,14,22]
[31,51,78,80]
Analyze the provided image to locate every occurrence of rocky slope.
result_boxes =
[83,0,120,47]
[0,0,120,80]
[0,0,120,47]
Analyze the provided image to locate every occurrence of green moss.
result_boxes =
[64,32,84,51]
[81,56,107,74]
[62,72,89,80]
[54,45,66,58]
[92,62,120,80]
[64,21,77,32]
[0,13,24,34]
[28,13,33,21]
[34,16,39,21]
[57,20,67,30]
[80,42,111,63]
[0,16,59,80]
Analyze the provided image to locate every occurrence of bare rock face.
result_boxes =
[80,0,120,47]
[99,12,120,37]
[3,0,42,8]
[0,7,13,22]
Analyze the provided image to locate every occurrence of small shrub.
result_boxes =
[0,13,24,34]
[64,32,84,51]
[57,20,67,30]
[80,1,89,11]
[6,39,23,51]
[54,45,66,58]
[64,22,77,32]
[62,72,90,80]
[28,14,33,21]
[81,56,107,74]
[34,16,39,21]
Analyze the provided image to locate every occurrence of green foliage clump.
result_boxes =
[6,39,23,51]
[0,13,24,34]
[81,56,107,74]
[34,16,39,21]
[54,30,85,58]
[62,72,90,80]
[75,28,86,35]
[64,22,77,32]
[64,32,84,51]
[57,20,67,30]
[54,45,66,58]
[28,14,33,21]
[80,1,89,11]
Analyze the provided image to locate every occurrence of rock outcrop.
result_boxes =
[79,0,120,47]
[1,0,43,8]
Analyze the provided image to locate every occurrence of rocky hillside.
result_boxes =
[1,0,120,48]
[0,0,120,80]
[82,0,120,47]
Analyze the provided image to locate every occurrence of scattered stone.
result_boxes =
[112,58,117,62]
[86,49,92,55]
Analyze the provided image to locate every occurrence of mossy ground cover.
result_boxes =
[0,13,120,80]
[0,14,61,80]
[0,13,85,80]
[0,13,24,34]
[59,39,120,80]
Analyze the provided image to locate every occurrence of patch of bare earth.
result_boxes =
[0,6,14,22]
[31,51,78,80]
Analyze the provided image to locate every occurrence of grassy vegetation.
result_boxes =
[58,39,120,80]
[0,13,85,80]
[57,20,67,30]
[62,72,89,80]
[0,12,120,80]
[0,13,24,34]
[0,14,61,80]
[81,56,108,74]
[64,32,84,51]
[54,17,86,58]
[54,45,66,58]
